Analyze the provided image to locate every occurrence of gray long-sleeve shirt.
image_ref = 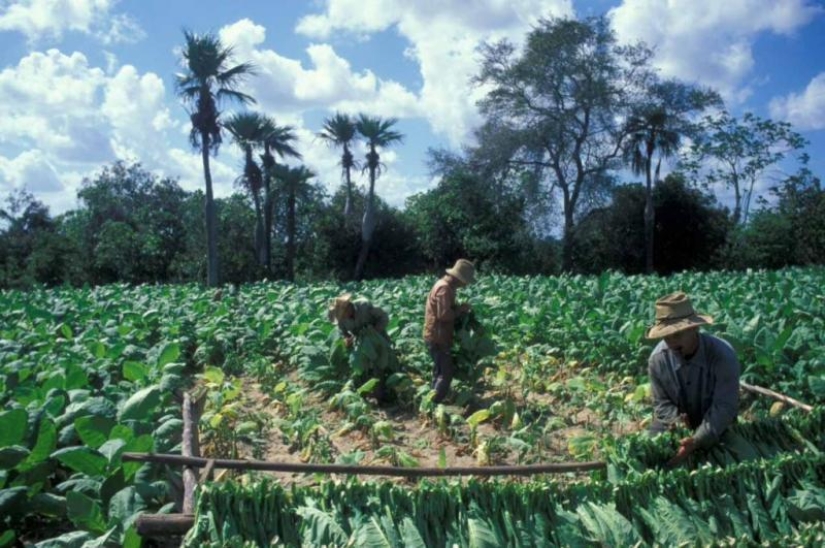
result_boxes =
[648,332,741,449]
[336,299,389,338]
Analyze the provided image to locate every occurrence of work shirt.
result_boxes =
[336,299,388,337]
[423,276,459,347]
[648,332,741,449]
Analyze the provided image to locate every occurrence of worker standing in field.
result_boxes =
[646,291,741,466]
[423,259,475,403]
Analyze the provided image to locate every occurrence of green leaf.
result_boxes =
[117,386,161,422]
[98,439,128,464]
[30,492,67,518]
[0,446,30,469]
[66,491,107,534]
[156,342,181,367]
[51,446,108,477]
[22,418,57,469]
[74,416,115,450]
[201,366,224,385]
[122,526,142,548]
[64,364,87,391]
[109,424,134,443]
[0,408,28,446]
[0,486,28,516]
[31,530,95,547]
[107,486,147,528]
[466,409,491,427]
[122,435,153,481]
[122,361,148,383]
[0,530,15,548]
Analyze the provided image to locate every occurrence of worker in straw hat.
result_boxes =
[646,291,741,466]
[327,293,390,347]
[423,259,476,403]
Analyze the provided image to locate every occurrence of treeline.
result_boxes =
[1,16,824,289]
[2,159,823,289]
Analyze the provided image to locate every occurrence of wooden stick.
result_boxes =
[135,513,195,537]
[740,381,813,413]
[199,458,216,484]
[122,452,606,477]
[182,392,200,514]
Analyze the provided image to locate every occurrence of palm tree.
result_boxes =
[318,113,358,218]
[176,30,256,286]
[273,165,315,281]
[224,112,269,265]
[259,120,301,273]
[624,107,680,274]
[353,114,403,280]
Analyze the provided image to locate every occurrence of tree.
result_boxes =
[259,119,301,273]
[0,190,76,288]
[681,111,808,225]
[404,170,535,273]
[572,173,730,274]
[176,30,256,286]
[75,161,189,284]
[353,114,403,280]
[623,80,721,273]
[318,112,359,218]
[475,16,653,271]
[225,112,269,265]
[273,165,315,281]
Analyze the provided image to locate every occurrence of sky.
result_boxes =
[0,0,824,217]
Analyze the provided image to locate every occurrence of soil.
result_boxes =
[206,370,647,488]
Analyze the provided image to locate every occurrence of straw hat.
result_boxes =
[327,294,353,323]
[646,291,713,339]
[446,259,475,285]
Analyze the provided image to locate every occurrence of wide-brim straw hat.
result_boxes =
[327,293,352,323]
[446,259,475,285]
[646,291,713,339]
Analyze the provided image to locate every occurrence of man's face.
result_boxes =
[663,328,700,358]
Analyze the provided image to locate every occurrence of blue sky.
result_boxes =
[0,0,823,216]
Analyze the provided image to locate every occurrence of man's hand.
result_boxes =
[456,303,472,315]
[667,437,696,467]
[344,335,354,348]
[680,413,691,428]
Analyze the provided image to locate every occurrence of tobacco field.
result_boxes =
[2,266,825,546]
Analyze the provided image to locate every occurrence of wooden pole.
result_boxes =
[122,452,606,477]
[740,381,813,413]
[135,513,195,537]
[182,392,201,514]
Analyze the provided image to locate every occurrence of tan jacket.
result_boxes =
[423,276,459,347]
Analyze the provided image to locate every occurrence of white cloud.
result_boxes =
[219,19,420,120]
[0,47,221,214]
[0,49,111,160]
[0,0,144,43]
[769,72,825,130]
[0,149,62,192]
[101,65,174,161]
[295,1,575,146]
[608,0,823,104]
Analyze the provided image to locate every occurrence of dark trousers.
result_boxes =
[427,342,453,403]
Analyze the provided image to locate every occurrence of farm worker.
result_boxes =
[646,291,741,467]
[327,293,390,347]
[423,258,475,403]
[328,293,394,402]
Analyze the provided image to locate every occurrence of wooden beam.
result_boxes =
[122,452,606,477]
[741,381,813,413]
[135,513,195,537]
[182,392,201,515]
